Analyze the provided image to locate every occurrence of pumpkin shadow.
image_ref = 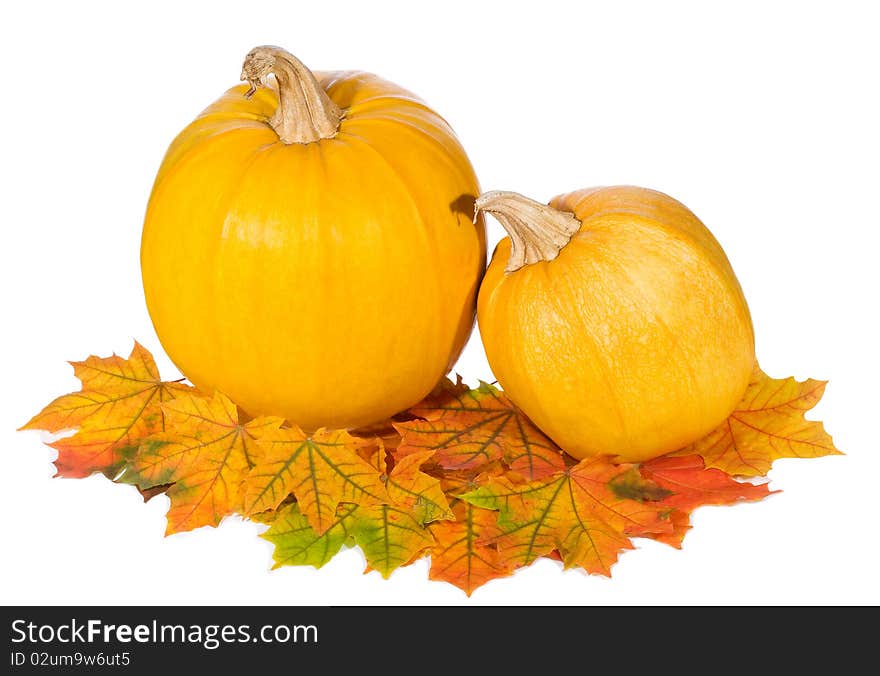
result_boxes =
[450,194,479,225]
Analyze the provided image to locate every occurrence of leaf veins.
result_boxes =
[428,501,514,595]
[395,380,566,478]
[262,501,433,578]
[462,457,672,575]
[246,427,388,534]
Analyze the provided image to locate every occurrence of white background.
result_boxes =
[2,1,878,606]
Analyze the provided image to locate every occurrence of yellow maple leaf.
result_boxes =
[245,427,388,534]
[675,365,841,476]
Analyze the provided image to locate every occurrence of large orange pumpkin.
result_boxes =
[141,46,486,430]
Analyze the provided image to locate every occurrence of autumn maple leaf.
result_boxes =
[299,435,454,525]
[462,457,672,575]
[395,380,566,479]
[251,432,448,575]
[20,342,194,478]
[428,501,514,595]
[676,366,840,476]
[640,455,774,512]
[354,504,436,577]
[245,427,388,534]
[262,501,434,578]
[124,391,283,534]
[262,502,355,569]
[636,455,774,546]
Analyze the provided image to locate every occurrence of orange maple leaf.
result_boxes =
[636,455,774,547]
[462,457,671,575]
[246,427,388,534]
[20,342,193,478]
[675,366,840,476]
[126,391,283,534]
[649,510,693,548]
[640,455,774,513]
[395,380,567,478]
[428,501,514,595]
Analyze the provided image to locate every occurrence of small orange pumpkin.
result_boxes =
[476,186,755,462]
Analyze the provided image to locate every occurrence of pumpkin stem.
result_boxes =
[475,191,581,273]
[241,46,342,144]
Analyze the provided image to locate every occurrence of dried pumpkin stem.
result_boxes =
[475,191,581,273]
[240,45,342,144]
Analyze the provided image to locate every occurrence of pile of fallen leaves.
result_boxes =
[21,342,839,594]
